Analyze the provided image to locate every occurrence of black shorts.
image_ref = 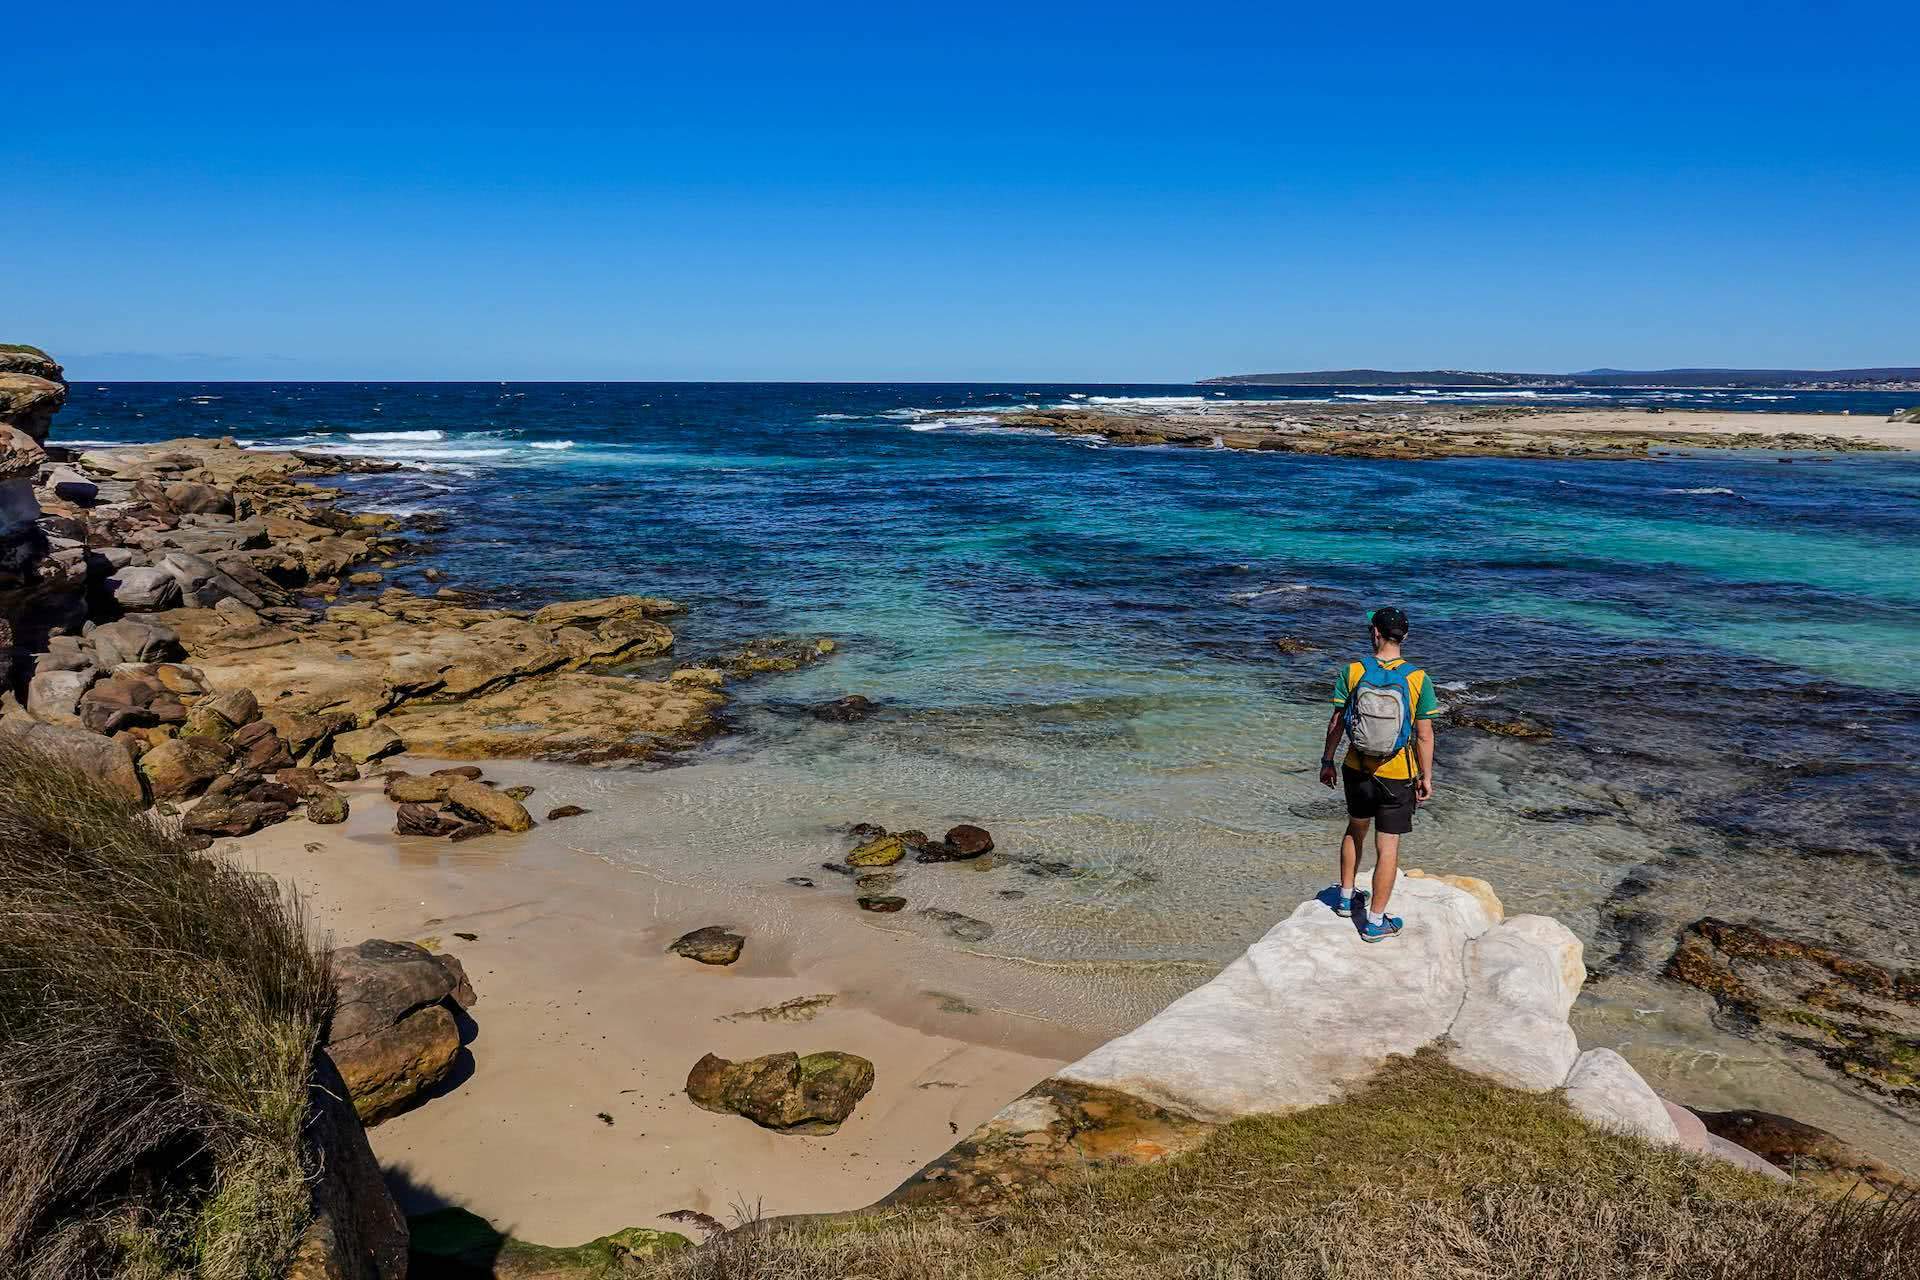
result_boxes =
[1342,765,1417,835]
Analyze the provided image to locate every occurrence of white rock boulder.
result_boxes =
[1445,916,1582,1090]
[1563,1048,1680,1145]
[1058,875,1496,1121]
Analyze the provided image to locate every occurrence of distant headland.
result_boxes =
[1199,367,1920,390]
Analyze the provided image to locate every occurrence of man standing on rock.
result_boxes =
[1319,607,1436,942]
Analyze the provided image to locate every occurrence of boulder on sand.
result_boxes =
[685,1050,875,1134]
[327,939,477,1124]
[396,802,461,837]
[444,778,533,833]
[669,926,745,966]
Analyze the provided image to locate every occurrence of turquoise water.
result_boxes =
[60,382,1920,1151]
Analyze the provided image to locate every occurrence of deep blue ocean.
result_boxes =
[52,380,1920,1143]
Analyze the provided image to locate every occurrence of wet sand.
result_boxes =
[235,763,1099,1245]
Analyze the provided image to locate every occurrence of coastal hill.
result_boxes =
[1200,366,1920,389]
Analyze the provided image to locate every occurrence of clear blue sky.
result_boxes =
[7,1,1916,381]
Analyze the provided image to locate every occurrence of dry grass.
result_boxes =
[661,1049,1915,1280]
[0,737,333,1279]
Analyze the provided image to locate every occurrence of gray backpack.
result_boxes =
[1345,656,1416,764]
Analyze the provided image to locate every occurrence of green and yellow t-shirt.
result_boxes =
[1332,657,1438,780]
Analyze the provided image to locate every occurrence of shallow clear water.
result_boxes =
[62,382,1920,1159]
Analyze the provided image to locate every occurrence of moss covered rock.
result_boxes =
[1665,917,1919,1106]
[685,1048,875,1133]
[409,1207,689,1278]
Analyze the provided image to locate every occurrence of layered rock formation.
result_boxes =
[883,873,1781,1210]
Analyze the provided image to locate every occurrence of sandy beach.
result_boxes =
[232,761,1100,1246]
[1527,407,1920,449]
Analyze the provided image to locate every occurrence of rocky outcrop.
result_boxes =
[0,370,66,445]
[686,1050,875,1134]
[883,875,1783,1210]
[1,401,756,843]
[327,939,477,1125]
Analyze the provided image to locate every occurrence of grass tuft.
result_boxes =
[0,736,333,1279]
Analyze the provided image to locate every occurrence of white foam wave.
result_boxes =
[1661,486,1736,496]
[290,443,511,460]
[1227,584,1311,603]
[1337,393,1428,402]
[910,415,1001,431]
[361,503,441,517]
[528,440,575,450]
[1082,395,1211,407]
[347,429,445,442]
[814,412,860,420]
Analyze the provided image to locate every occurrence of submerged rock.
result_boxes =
[858,895,908,913]
[1691,1108,1915,1198]
[685,1049,874,1133]
[812,693,877,722]
[920,908,995,942]
[1665,917,1920,1107]
[847,834,906,867]
[546,803,588,821]
[669,926,746,966]
[917,823,994,862]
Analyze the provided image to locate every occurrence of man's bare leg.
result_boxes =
[1339,818,1368,895]
[1370,831,1400,914]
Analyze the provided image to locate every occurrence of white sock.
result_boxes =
[1368,909,1385,925]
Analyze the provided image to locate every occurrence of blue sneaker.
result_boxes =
[1322,885,1353,917]
[1359,914,1403,943]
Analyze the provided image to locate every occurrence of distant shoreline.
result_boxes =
[1200,367,1920,392]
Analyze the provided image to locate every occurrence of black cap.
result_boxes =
[1367,607,1409,640]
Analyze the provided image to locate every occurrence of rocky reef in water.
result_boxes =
[0,343,832,851]
[930,403,1888,459]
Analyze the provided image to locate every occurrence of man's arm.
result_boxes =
[1413,719,1435,800]
[1319,707,1345,788]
